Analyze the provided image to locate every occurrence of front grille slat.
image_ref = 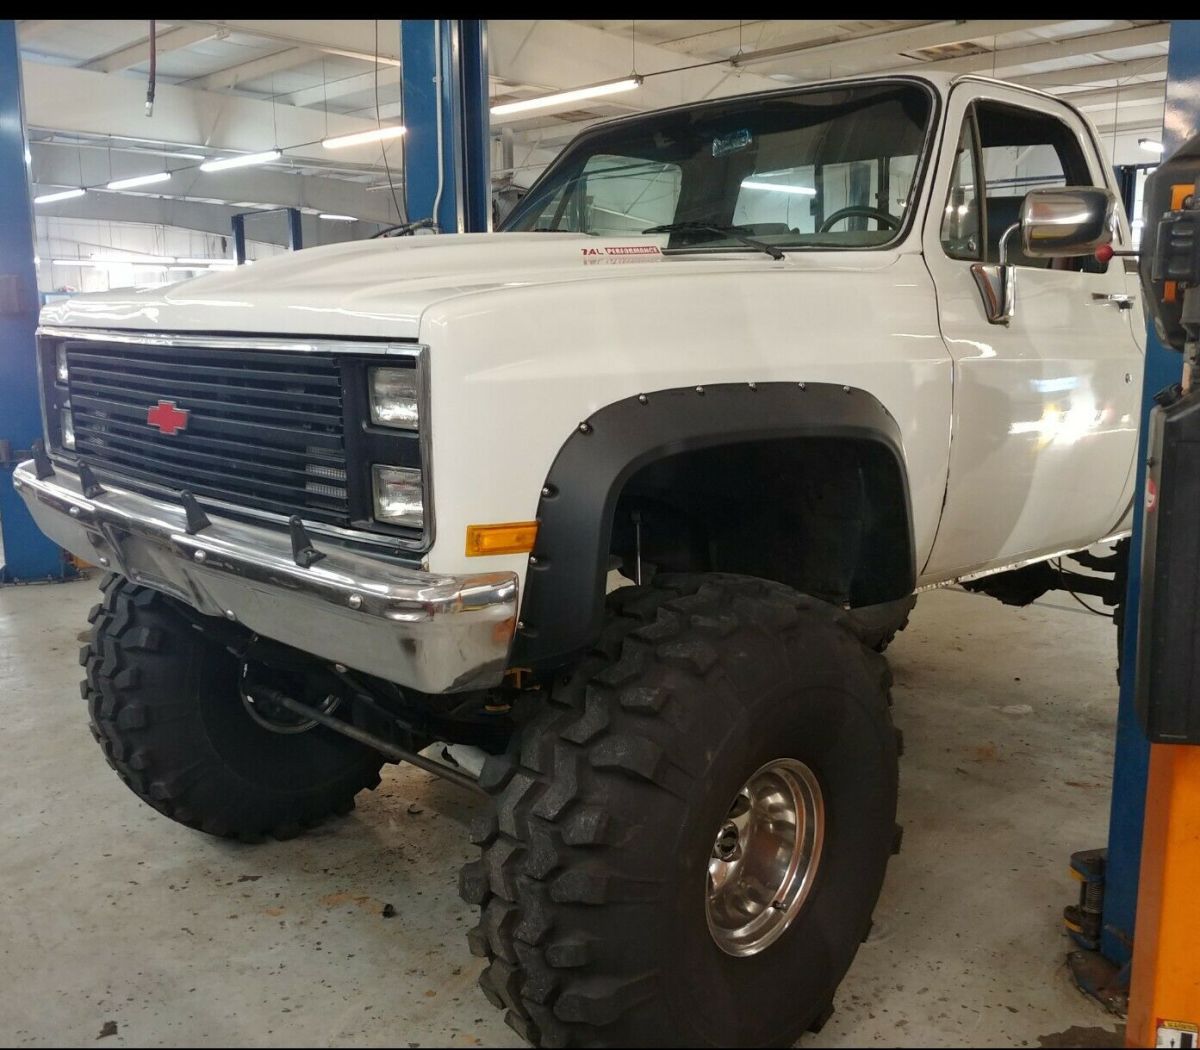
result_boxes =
[72,422,332,485]
[68,353,343,388]
[70,413,343,464]
[71,369,344,410]
[71,379,342,426]
[64,340,351,526]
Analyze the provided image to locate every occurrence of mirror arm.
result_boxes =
[970,223,1019,326]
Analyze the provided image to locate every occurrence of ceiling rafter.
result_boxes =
[83,24,224,74]
[729,18,1067,69]
[180,47,319,92]
[1013,55,1167,89]
[880,22,1169,75]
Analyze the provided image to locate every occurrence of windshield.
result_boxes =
[502,80,934,252]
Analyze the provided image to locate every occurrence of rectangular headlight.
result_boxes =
[55,345,69,384]
[372,465,423,527]
[369,367,419,429]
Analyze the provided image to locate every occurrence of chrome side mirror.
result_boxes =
[1020,186,1117,258]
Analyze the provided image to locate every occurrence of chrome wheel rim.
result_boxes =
[705,757,825,957]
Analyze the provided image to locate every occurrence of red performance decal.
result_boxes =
[146,399,190,435]
[581,244,663,263]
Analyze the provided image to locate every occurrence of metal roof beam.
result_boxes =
[21,59,399,166]
[34,194,375,247]
[83,24,223,74]
[883,23,1169,75]
[180,20,400,67]
[487,19,778,124]
[1013,55,1167,89]
[731,19,1066,70]
[181,47,317,92]
[29,143,402,225]
[281,65,401,108]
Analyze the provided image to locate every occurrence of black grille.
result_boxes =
[64,340,351,526]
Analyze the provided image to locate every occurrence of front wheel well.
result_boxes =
[512,382,916,670]
[609,436,913,606]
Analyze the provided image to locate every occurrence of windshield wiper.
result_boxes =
[642,221,784,261]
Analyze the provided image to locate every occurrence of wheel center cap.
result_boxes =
[713,820,741,861]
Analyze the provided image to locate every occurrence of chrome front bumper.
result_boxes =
[13,461,518,693]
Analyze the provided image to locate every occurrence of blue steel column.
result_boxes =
[401,20,490,233]
[0,19,69,582]
[1100,18,1200,967]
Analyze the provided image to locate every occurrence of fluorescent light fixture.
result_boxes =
[491,76,642,116]
[321,125,406,150]
[51,258,100,267]
[740,180,817,195]
[34,188,86,204]
[1139,138,1164,155]
[90,253,175,264]
[106,171,172,191]
[199,149,282,172]
[318,213,357,221]
[176,257,236,266]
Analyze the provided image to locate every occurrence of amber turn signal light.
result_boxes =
[465,521,539,557]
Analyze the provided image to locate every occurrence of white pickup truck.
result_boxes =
[16,72,1142,1047]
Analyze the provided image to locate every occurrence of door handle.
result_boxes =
[1091,292,1137,311]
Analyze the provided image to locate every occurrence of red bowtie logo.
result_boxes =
[146,399,189,435]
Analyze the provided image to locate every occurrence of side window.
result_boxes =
[940,119,983,261]
[974,101,1101,271]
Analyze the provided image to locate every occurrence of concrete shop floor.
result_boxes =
[0,575,1127,1048]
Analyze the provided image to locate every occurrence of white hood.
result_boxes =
[40,231,896,341]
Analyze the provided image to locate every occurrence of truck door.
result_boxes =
[921,84,1143,582]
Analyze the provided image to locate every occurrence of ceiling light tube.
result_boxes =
[321,126,406,150]
[106,171,172,190]
[34,188,86,204]
[491,76,642,117]
[176,257,236,266]
[318,213,357,221]
[199,149,282,172]
[740,180,817,195]
[90,253,176,264]
[1139,138,1165,155]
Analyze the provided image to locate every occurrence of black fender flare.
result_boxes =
[513,382,915,669]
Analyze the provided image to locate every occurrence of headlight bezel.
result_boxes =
[339,350,431,546]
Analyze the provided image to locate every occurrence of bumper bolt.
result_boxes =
[193,550,207,563]
[68,506,79,517]
[348,594,363,609]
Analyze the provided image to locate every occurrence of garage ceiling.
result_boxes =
[20,18,1172,234]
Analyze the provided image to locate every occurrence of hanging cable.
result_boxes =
[431,20,446,231]
[145,20,156,117]
[375,20,407,224]
[1052,559,1112,617]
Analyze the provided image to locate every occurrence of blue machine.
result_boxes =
[1067,16,1200,999]
[0,20,72,583]
[400,20,490,233]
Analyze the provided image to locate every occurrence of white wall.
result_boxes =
[36,216,287,295]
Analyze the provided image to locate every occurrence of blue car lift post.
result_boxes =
[0,19,73,584]
[1066,19,1200,1046]
[400,20,490,233]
